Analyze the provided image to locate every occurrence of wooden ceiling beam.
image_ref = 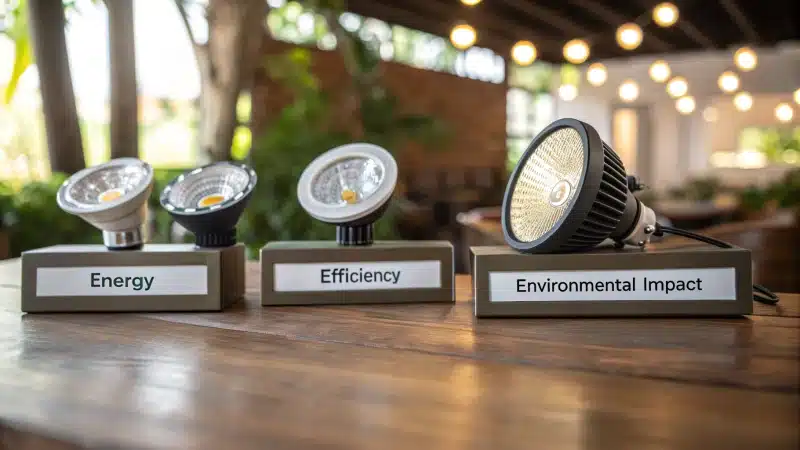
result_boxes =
[717,0,761,44]
[563,0,672,52]
[499,0,587,38]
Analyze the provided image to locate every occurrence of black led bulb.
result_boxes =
[160,162,257,248]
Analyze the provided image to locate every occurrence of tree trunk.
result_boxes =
[199,0,265,162]
[26,0,85,174]
[106,0,139,159]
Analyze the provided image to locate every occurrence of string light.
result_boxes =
[618,80,639,103]
[718,71,740,93]
[676,96,696,115]
[460,0,482,5]
[666,76,688,98]
[563,39,590,64]
[449,24,476,50]
[734,47,758,71]
[558,84,578,101]
[649,60,671,82]
[733,92,753,111]
[586,63,607,86]
[511,40,537,66]
[653,2,679,27]
[616,23,643,50]
[775,103,794,123]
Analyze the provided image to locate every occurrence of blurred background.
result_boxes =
[0,0,798,290]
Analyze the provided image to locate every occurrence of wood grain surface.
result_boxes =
[0,259,798,450]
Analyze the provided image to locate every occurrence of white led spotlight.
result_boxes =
[297,143,397,246]
[56,157,154,250]
[160,161,257,248]
[501,118,657,253]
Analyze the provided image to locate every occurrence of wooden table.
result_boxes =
[1,260,798,450]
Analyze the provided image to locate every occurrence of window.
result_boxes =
[506,64,555,169]
[266,4,505,84]
[710,127,800,168]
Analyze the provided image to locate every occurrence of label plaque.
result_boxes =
[472,245,753,317]
[261,241,454,305]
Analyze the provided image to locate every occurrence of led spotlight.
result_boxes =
[501,118,656,254]
[160,161,257,248]
[297,143,397,246]
[57,157,154,250]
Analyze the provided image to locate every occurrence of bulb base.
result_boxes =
[336,224,373,246]
[102,229,144,250]
[195,229,237,248]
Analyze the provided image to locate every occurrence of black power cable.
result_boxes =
[653,224,780,306]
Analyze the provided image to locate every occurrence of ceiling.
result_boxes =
[343,0,800,62]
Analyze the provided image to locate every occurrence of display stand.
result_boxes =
[261,241,453,305]
[471,244,753,317]
[21,243,245,312]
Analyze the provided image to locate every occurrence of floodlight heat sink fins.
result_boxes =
[561,141,632,251]
[502,118,655,254]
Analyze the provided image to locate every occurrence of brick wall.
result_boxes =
[251,39,508,175]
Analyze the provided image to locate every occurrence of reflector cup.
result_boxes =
[297,143,398,246]
[56,158,154,249]
[502,118,640,254]
[297,143,397,226]
[160,162,257,248]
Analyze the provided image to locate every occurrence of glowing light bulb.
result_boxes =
[558,84,578,101]
[450,24,476,50]
[618,80,639,103]
[775,103,794,123]
[653,2,679,27]
[649,60,671,82]
[616,23,643,50]
[734,47,757,71]
[586,63,607,86]
[733,92,753,111]
[511,40,537,66]
[718,71,740,93]
[666,76,688,98]
[563,39,590,64]
[460,0,482,5]
[676,96,696,115]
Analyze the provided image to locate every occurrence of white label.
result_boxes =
[489,268,737,302]
[273,260,441,292]
[36,266,208,297]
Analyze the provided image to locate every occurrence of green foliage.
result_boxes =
[668,177,723,202]
[147,168,189,243]
[0,174,100,257]
[737,185,772,213]
[2,0,31,104]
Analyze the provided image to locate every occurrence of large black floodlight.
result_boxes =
[160,161,257,248]
[501,117,779,306]
[57,157,154,250]
[502,118,656,254]
[297,143,398,246]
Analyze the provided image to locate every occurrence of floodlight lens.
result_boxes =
[508,127,585,243]
[311,156,385,206]
[65,164,149,208]
[166,164,251,211]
